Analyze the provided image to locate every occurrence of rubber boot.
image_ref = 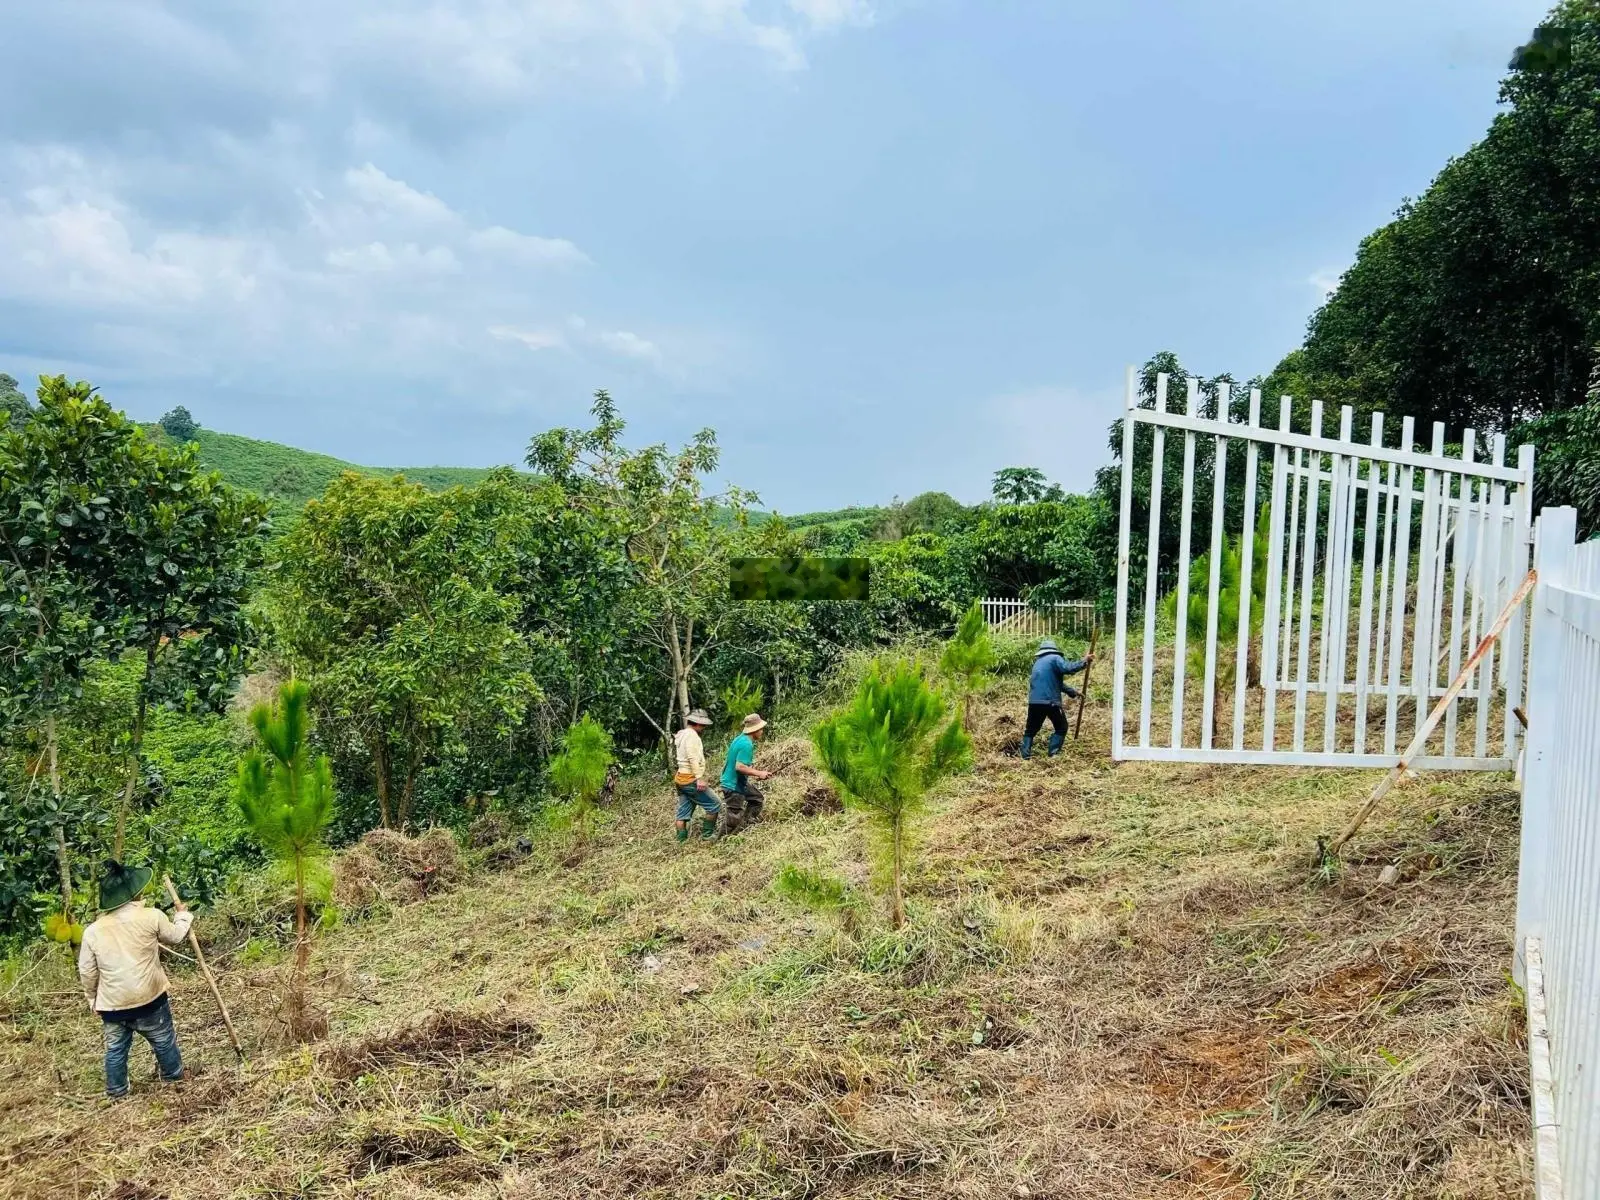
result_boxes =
[1020,735,1033,760]
[1047,732,1065,757]
[700,816,719,840]
[675,825,688,843]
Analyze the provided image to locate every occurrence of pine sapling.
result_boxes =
[235,679,335,1039]
[547,714,615,858]
[813,660,972,928]
[720,672,765,732]
[940,601,997,731]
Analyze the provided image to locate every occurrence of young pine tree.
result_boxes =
[1163,523,1270,741]
[940,601,998,731]
[813,661,972,928]
[235,680,335,1037]
[547,715,616,856]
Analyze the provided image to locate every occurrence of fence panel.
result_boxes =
[1517,506,1600,1200]
[1112,367,1535,769]
[980,598,1097,641]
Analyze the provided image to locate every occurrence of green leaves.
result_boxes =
[235,680,335,860]
[547,715,615,806]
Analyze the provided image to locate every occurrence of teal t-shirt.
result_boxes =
[722,733,756,791]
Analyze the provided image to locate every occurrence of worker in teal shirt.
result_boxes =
[721,713,772,834]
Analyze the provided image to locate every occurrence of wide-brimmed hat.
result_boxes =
[686,709,713,727]
[1036,639,1061,657]
[741,713,767,734]
[98,860,153,911]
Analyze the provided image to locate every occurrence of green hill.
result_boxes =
[148,426,514,508]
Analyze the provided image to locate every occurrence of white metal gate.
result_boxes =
[1111,367,1536,769]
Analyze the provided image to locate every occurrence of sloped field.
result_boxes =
[0,688,1530,1199]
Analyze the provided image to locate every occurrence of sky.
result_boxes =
[0,0,1555,513]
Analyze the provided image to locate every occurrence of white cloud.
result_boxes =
[1309,267,1345,299]
[489,325,566,351]
[787,0,874,31]
[468,225,589,266]
[594,329,663,364]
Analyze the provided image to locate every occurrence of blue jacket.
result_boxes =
[1028,652,1087,705]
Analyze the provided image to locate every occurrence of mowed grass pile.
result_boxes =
[0,682,1530,1199]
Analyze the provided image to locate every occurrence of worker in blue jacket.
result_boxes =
[1023,639,1093,759]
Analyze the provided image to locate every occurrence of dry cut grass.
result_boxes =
[0,682,1531,1199]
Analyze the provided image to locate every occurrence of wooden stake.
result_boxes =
[163,876,244,1061]
[1328,569,1537,857]
[1075,620,1100,740]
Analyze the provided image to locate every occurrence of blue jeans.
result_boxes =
[102,994,183,1096]
[676,782,721,821]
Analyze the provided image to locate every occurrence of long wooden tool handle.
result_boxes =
[1074,620,1100,739]
[1329,569,1536,856]
[163,875,244,1061]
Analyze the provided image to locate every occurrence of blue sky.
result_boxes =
[0,0,1552,512]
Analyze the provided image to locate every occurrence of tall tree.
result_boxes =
[270,471,541,830]
[0,373,28,430]
[158,407,199,443]
[991,467,1052,505]
[0,378,150,917]
[528,391,755,740]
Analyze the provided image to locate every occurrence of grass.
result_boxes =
[0,677,1531,1199]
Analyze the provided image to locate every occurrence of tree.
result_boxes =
[107,442,268,856]
[939,601,997,731]
[235,679,335,1038]
[269,471,541,831]
[1300,2,1600,432]
[992,467,1051,505]
[0,374,28,430]
[546,715,615,857]
[719,672,765,732]
[1518,381,1600,537]
[0,378,153,919]
[158,407,199,443]
[528,391,755,741]
[813,660,971,928]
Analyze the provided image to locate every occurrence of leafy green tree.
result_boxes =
[546,715,615,854]
[0,378,155,918]
[235,679,335,1034]
[158,406,198,443]
[269,471,540,830]
[528,391,755,740]
[1301,2,1600,431]
[0,373,28,430]
[1518,385,1600,536]
[813,660,971,928]
[940,601,997,731]
[992,467,1054,505]
[107,442,268,856]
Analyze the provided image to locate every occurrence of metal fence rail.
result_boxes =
[1517,506,1600,1200]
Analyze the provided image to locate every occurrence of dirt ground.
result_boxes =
[0,684,1531,1199]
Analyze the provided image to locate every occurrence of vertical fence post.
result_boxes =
[1516,506,1577,986]
[1112,365,1137,760]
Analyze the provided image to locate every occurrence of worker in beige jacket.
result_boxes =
[77,861,192,1097]
[671,708,722,841]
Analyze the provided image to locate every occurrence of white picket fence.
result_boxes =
[979,598,1097,639]
[1517,506,1600,1200]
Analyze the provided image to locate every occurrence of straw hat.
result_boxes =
[740,713,767,734]
[686,709,713,727]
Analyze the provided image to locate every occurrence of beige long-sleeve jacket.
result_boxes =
[673,726,708,786]
[78,901,194,1013]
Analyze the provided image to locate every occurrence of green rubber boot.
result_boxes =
[700,817,719,840]
[674,825,689,843]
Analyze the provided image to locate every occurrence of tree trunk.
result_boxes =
[398,761,418,831]
[115,641,158,858]
[290,851,311,1040]
[370,735,393,829]
[890,814,906,930]
[45,716,72,919]
[963,689,975,733]
[669,617,692,729]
